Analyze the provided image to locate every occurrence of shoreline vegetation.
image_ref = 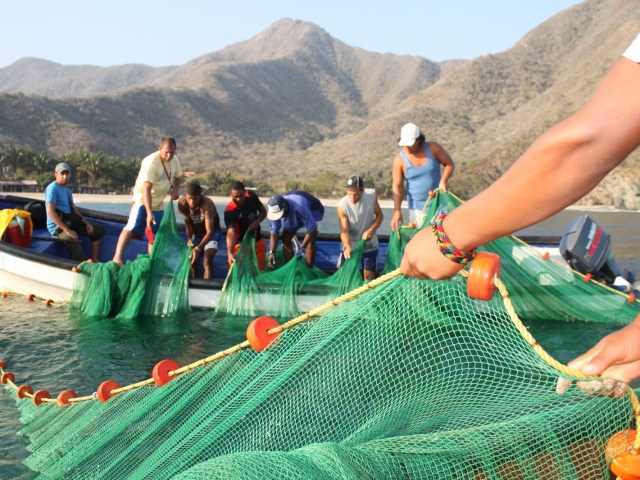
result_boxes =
[4,192,635,213]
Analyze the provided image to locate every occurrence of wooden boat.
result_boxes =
[0,193,566,310]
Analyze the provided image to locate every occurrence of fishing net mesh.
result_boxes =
[7,270,640,480]
[69,201,190,319]
[3,191,640,479]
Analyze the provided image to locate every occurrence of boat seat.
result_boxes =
[30,228,69,257]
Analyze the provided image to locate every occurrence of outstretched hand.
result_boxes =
[564,317,640,384]
[555,315,640,398]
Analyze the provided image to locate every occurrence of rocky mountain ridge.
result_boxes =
[0,0,639,207]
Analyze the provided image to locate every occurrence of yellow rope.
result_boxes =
[0,290,70,308]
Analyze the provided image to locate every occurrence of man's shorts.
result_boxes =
[337,248,378,273]
[193,229,224,251]
[124,202,163,244]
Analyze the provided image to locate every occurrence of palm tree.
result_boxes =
[1,146,25,180]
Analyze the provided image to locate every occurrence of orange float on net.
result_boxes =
[611,454,640,480]
[1,372,15,384]
[629,293,636,303]
[32,389,51,406]
[46,299,54,306]
[428,190,436,198]
[246,315,282,352]
[606,430,636,462]
[584,273,592,283]
[1,291,6,298]
[606,430,640,480]
[28,294,36,301]
[466,252,501,301]
[152,359,180,387]
[96,380,121,403]
[0,360,6,369]
[57,389,78,407]
[407,222,416,229]
[542,251,550,260]
[17,384,33,399]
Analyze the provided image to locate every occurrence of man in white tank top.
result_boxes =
[336,175,384,280]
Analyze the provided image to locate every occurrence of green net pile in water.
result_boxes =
[69,201,191,319]
[215,234,369,319]
[7,270,640,479]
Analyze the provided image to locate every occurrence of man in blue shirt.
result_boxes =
[44,162,104,262]
[267,191,324,268]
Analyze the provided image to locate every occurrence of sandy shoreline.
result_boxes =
[5,191,632,212]
[9,192,396,208]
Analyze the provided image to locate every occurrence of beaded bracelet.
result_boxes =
[431,212,477,265]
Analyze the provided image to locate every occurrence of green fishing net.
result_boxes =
[387,191,640,324]
[215,190,640,324]
[69,201,191,319]
[7,269,640,479]
[215,234,368,320]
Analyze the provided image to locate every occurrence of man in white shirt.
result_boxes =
[112,137,183,265]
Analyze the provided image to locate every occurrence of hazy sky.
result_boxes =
[1,1,583,68]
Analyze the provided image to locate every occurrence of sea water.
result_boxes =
[1,203,639,479]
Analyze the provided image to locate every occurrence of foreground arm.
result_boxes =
[401,58,640,280]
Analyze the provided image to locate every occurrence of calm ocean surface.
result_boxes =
[1,202,639,479]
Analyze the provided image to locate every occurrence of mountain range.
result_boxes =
[0,0,639,207]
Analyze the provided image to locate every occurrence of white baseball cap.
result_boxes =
[398,123,420,147]
[267,194,288,221]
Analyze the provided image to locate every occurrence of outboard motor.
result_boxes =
[559,214,623,285]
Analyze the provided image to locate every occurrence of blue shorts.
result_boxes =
[192,228,224,251]
[125,203,163,243]
[361,249,378,273]
[337,248,378,273]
